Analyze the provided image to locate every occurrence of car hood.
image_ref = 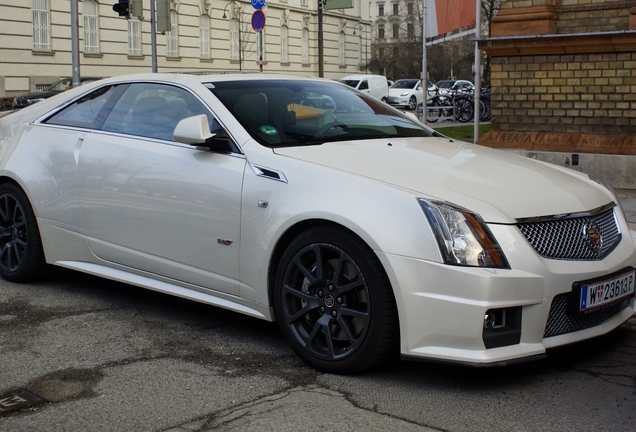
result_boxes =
[15,90,59,100]
[272,137,613,224]
[13,91,59,106]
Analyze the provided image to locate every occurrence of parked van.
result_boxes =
[339,74,389,102]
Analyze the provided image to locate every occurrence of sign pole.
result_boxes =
[318,0,324,78]
[71,0,80,86]
[259,32,263,72]
[151,0,157,72]
[421,0,427,125]
[251,0,266,72]
[474,0,481,143]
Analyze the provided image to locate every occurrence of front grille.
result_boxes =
[517,207,620,260]
[544,293,631,338]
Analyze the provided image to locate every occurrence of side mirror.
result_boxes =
[173,114,214,145]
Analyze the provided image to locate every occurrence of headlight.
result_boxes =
[27,98,46,105]
[418,199,509,268]
[400,92,410,96]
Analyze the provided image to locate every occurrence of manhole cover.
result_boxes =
[0,388,47,416]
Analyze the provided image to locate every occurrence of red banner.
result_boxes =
[427,0,476,37]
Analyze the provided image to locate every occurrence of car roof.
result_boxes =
[94,73,331,88]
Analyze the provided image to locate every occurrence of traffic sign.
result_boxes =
[252,10,265,32]
[251,0,265,10]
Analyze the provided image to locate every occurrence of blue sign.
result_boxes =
[251,10,265,32]
[251,0,265,10]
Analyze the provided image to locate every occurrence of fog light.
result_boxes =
[482,307,522,349]
[484,312,497,329]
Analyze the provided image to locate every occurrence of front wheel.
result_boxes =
[407,96,417,110]
[274,226,399,374]
[0,183,46,282]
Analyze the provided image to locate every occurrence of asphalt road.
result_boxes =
[1,264,635,432]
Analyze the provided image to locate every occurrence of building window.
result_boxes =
[301,0,308,6]
[378,4,384,16]
[302,28,309,64]
[32,0,51,51]
[378,24,384,39]
[281,25,289,63]
[407,23,414,39]
[339,31,345,66]
[407,2,413,15]
[200,14,210,59]
[167,11,179,57]
[393,3,399,15]
[393,24,399,39]
[83,0,100,54]
[128,19,142,56]
[230,19,239,60]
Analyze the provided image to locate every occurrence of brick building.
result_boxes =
[477,0,636,188]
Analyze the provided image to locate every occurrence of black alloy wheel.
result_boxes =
[408,96,417,110]
[0,183,45,282]
[274,226,399,374]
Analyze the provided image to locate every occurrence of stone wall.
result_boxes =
[555,0,634,33]
[480,0,636,188]
[490,51,636,136]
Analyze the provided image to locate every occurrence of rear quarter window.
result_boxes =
[44,85,125,129]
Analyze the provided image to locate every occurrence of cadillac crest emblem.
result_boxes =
[583,223,602,252]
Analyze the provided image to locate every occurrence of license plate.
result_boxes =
[579,270,635,312]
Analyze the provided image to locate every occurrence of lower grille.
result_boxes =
[543,293,631,338]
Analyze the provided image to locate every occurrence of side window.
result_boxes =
[44,85,122,129]
[359,80,369,90]
[101,83,217,141]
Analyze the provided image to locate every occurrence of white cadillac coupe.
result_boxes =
[0,73,634,374]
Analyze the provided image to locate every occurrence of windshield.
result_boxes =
[339,79,360,88]
[209,79,433,148]
[46,79,72,92]
[435,81,455,89]
[391,79,419,89]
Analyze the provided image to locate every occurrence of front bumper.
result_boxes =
[376,223,636,365]
[387,96,411,107]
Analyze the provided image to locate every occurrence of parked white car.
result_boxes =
[387,79,424,110]
[435,79,475,95]
[0,73,634,374]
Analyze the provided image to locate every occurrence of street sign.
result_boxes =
[324,0,353,10]
[252,10,265,32]
[251,0,265,10]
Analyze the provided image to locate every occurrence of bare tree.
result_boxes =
[367,0,500,84]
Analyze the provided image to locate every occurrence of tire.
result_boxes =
[425,97,441,123]
[407,96,417,110]
[274,226,399,374]
[0,182,46,282]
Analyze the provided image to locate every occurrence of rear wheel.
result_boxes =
[0,183,45,282]
[274,226,399,374]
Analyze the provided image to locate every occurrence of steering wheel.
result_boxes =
[313,121,349,137]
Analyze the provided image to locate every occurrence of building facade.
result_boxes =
[0,0,372,97]
[478,0,636,187]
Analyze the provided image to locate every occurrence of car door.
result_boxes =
[357,80,369,94]
[76,82,245,295]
